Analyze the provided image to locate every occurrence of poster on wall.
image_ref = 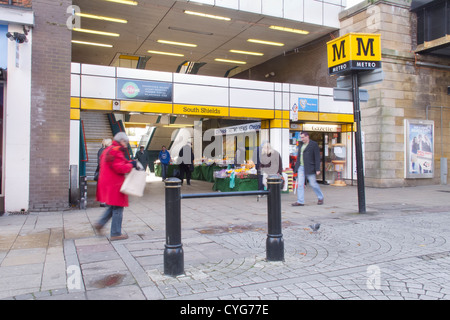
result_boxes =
[117,79,172,102]
[405,119,434,179]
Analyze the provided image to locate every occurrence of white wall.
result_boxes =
[4,24,32,212]
[187,0,345,28]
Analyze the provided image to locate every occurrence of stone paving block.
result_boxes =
[80,259,128,276]
[85,285,146,300]
[83,271,135,291]
[1,248,47,267]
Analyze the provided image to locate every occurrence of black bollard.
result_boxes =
[164,177,184,276]
[266,174,284,261]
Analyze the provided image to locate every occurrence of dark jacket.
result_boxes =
[134,149,150,168]
[294,140,321,175]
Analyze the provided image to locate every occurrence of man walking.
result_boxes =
[292,132,324,206]
[134,145,149,173]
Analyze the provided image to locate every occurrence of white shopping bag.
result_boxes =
[281,172,288,192]
[120,168,147,197]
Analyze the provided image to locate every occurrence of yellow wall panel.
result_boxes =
[81,98,113,111]
[121,101,172,114]
[230,108,274,119]
[70,108,80,120]
[173,104,228,117]
[319,113,354,123]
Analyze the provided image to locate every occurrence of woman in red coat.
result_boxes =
[95,132,136,241]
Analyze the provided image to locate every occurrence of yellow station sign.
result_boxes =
[327,33,381,75]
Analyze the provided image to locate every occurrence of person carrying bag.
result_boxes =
[94,132,138,241]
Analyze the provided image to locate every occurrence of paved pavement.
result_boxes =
[1,174,450,301]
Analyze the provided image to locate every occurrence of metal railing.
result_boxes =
[163,175,284,276]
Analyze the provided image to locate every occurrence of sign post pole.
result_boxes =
[327,33,382,214]
[351,72,366,213]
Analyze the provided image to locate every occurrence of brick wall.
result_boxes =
[0,0,32,7]
[29,0,72,211]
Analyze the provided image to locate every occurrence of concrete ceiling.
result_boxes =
[72,0,337,77]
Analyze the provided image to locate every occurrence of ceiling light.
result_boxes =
[247,39,284,46]
[73,28,120,37]
[72,40,113,48]
[76,13,128,24]
[105,0,138,5]
[148,50,184,57]
[184,10,231,21]
[168,26,213,36]
[229,50,264,56]
[163,124,194,128]
[214,58,246,65]
[269,25,309,35]
[157,40,197,47]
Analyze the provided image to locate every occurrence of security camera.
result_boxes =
[0,68,6,81]
[15,33,27,43]
[5,32,27,43]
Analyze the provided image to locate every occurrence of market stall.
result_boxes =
[154,159,260,192]
[154,160,223,182]
[212,163,259,192]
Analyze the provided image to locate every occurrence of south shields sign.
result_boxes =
[327,33,381,75]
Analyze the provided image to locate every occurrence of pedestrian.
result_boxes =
[158,145,171,181]
[292,131,324,206]
[178,142,194,185]
[260,142,282,176]
[95,138,112,207]
[94,132,137,240]
[134,145,149,173]
[258,142,283,200]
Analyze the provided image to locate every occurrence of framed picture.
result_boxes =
[404,119,434,178]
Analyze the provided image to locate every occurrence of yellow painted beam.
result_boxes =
[319,113,354,123]
[230,107,274,119]
[173,104,228,117]
[81,98,113,110]
[120,101,172,114]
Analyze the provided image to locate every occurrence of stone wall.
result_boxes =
[339,0,450,187]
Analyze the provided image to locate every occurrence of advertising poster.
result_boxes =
[117,79,172,102]
[405,119,434,178]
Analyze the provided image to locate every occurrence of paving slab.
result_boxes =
[1,176,450,301]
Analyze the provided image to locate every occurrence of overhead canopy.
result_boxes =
[71,0,342,77]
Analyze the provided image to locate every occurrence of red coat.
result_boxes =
[96,141,133,207]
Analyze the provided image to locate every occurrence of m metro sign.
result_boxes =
[327,33,381,75]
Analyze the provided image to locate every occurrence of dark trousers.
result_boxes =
[161,163,169,180]
[179,164,191,184]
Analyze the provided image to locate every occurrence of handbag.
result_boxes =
[120,168,147,197]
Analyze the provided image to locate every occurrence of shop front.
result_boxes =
[71,64,355,197]
[289,122,355,186]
